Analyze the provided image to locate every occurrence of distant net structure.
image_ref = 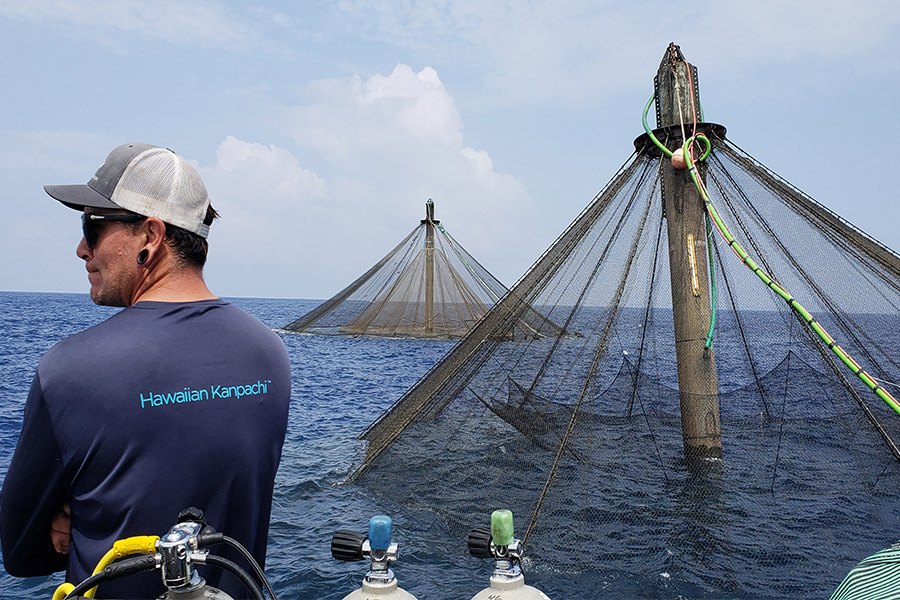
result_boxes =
[350,45,900,599]
[283,199,561,340]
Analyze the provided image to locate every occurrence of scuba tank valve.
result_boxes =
[467,510,551,600]
[158,520,205,591]
[331,515,417,600]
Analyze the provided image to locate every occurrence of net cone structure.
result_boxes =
[350,45,900,599]
[283,199,562,340]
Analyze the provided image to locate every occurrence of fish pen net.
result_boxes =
[283,200,562,340]
[350,130,900,597]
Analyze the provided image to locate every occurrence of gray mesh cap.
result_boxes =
[44,143,212,238]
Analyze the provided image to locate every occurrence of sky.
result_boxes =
[2,1,899,300]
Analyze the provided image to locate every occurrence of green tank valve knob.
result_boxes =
[490,510,514,546]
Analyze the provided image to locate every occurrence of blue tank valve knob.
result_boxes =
[369,515,392,551]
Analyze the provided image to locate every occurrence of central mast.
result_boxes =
[423,199,438,335]
[655,44,722,460]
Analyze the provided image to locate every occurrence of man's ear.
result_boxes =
[138,217,168,265]
[144,217,167,247]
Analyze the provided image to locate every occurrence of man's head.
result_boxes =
[45,143,219,306]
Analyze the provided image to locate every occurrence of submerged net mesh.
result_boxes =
[283,201,562,340]
[350,127,900,597]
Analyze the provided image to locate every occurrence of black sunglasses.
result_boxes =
[81,213,146,248]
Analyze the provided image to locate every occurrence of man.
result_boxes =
[0,143,291,598]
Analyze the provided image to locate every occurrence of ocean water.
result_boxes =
[0,291,893,600]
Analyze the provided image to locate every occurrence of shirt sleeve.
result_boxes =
[0,372,69,576]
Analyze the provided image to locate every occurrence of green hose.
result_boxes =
[642,95,672,157]
[642,91,900,416]
[704,212,717,348]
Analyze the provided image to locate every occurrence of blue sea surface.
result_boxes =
[0,291,890,600]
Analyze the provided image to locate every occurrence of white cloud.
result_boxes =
[200,137,327,271]
[286,65,463,161]
[291,64,534,269]
[208,136,327,205]
[204,65,537,298]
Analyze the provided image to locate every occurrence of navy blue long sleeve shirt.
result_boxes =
[0,300,291,598]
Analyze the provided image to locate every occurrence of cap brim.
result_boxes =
[44,184,124,212]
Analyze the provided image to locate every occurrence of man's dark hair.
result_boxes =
[166,204,220,268]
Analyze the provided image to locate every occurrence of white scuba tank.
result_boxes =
[470,573,551,600]
[341,576,417,600]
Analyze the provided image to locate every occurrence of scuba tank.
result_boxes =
[467,510,551,600]
[331,515,417,600]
